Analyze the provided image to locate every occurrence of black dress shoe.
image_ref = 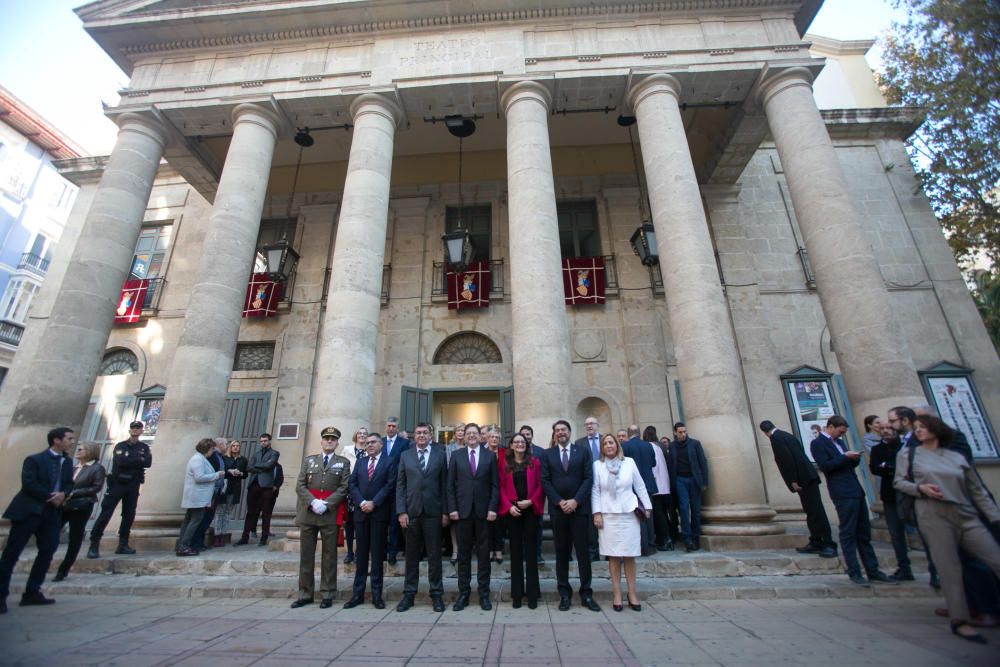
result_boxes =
[665,541,675,551]
[344,554,355,565]
[453,594,469,612]
[115,544,136,555]
[527,599,538,609]
[373,598,386,610]
[20,591,55,606]
[480,597,492,611]
[818,547,838,558]
[511,598,522,609]
[849,574,871,587]
[685,542,696,552]
[234,538,249,546]
[432,596,445,612]
[319,599,333,609]
[396,596,415,612]
[868,571,899,585]
[558,597,571,611]
[53,571,68,582]
[581,597,601,612]
[796,543,822,554]
[890,568,915,581]
[290,598,313,608]
[342,597,363,609]
[387,554,398,566]
[86,545,100,559]
[258,537,268,547]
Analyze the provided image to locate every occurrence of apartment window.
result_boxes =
[130,225,172,279]
[233,342,276,371]
[1,279,39,323]
[557,201,601,257]
[445,206,491,262]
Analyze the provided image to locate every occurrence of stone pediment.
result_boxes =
[77,0,273,22]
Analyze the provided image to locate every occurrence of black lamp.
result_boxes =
[441,115,477,269]
[262,239,300,282]
[630,224,658,266]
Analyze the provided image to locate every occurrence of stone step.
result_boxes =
[16,545,926,580]
[10,571,937,602]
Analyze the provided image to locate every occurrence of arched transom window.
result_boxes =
[99,348,139,376]
[433,332,502,365]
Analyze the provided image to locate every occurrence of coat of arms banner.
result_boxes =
[242,272,282,318]
[562,256,606,305]
[113,279,149,324]
[446,261,491,310]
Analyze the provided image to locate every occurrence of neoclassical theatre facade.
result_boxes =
[1,0,998,543]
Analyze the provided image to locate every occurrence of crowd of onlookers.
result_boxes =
[2,407,998,645]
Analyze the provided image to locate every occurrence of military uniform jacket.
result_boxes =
[295,452,350,527]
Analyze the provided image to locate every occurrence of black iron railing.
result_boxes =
[432,258,505,297]
[0,320,25,347]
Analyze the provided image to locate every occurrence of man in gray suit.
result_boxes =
[395,422,448,613]
[236,433,280,546]
[574,416,602,561]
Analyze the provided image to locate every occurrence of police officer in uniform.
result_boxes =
[291,426,350,609]
[88,420,152,558]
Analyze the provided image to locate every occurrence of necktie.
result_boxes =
[51,455,63,492]
[323,454,330,468]
[368,456,375,480]
[561,447,569,471]
[418,449,426,471]
[591,438,598,459]
[469,449,477,475]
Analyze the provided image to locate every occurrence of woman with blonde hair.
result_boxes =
[54,442,106,582]
[211,440,247,546]
[592,433,651,612]
[343,427,368,564]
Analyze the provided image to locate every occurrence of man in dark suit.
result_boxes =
[810,415,894,587]
[759,420,836,558]
[668,422,709,551]
[344,432,398,609]
[869,423,912,580]
[520,424,546,565]
[0,426,76,613]
[447,422,498,611]
[382,416,411,565]
[236,432,280,546]
[622,424,659,557]
[540,419,600,612]
[395,422,448,613]
[575,416,603,561]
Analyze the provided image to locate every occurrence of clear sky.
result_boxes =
[0,0,904,155]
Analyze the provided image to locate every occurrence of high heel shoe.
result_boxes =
[612,603,623,612]
[951,621,987,644]
[450,554,458,566]
[628,599,642,612]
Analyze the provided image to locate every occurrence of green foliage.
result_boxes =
[878,0,1000,272]
[973,270,1000,352]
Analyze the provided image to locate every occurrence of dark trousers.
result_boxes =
[387,517,402,557]
[833,496,880,578]
[0,508,61,598]
[652,494,673,546]
[403,515,444,597]
[883,498,911,571]
[535,513,544,561]
[456,516,491,598]
[550,510,592,599]
[58,507,92,576]
[177,508,207,550]
[265,489,280,535]
[675,476,702,543]
[488,517,506,552]
[241,483,275,539]
[507,511,541,603]
[90,480,140,544]
[799,482,834,547]
[588,518,600,560]
[344,511,355,556]
[192,496,218,550]
[352,515,388,600]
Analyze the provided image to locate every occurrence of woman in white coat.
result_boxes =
[592,433,652,611]
[177,438,225,556]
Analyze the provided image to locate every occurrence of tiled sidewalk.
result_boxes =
[1,594,998,666]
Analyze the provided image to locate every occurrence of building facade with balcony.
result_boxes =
[0,86,83,384]
[1,0,998,545]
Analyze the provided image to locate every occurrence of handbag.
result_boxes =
[896,445,917,524]
[65,495,94,513]
[633,497,646,520]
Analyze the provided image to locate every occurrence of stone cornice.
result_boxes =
[820,106,925,140]
[84,1,808,68]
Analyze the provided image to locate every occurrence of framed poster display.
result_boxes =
[781,366,840,461]
[920,362,999,459]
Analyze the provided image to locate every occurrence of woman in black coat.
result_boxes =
[54,442,107,581]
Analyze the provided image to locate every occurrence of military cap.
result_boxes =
[320,426,341,439]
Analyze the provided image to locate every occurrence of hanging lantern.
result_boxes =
[630,223,658,266]
[262,239,300,282]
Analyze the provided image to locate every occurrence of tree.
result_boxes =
[878,0,1000,274]
[973,270,1000,352]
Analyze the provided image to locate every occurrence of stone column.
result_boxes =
[628,74,778,535]
[136,104,280,531]
[307,94,403,447]
[501,81,572,437]
[759,68,925,419]
[0,114,167,510]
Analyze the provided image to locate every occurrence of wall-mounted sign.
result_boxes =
[920,362,999,459]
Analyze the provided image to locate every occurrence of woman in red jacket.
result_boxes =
[498,432,544,608]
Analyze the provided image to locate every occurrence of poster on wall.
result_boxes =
[137,399,163,438]
[787,379,836,459]
[927,377,999,458]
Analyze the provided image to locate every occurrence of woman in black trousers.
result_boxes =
[54,442,107,581]
[498,433,543,608]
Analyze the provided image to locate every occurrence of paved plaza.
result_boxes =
[1,593,998,666]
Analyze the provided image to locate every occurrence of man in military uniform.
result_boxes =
[88,420,152,558]
[291,426,350,609]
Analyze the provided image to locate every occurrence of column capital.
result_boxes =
[115,112,169,150]
[350,93,404,128]
[500,80,552,115]
[626,73,682,111]
[756,67,815,108]
[232,103,282,140]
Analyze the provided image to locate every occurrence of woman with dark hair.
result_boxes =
[53,442,106,582]
[642,426,658,443]
[177,438,226,556]
[862,415,882,453]
[593,433,651,611]
[498,433,543,608]
[343,428,367,565]
[895,414,1000,644]
[486,428,506,563]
